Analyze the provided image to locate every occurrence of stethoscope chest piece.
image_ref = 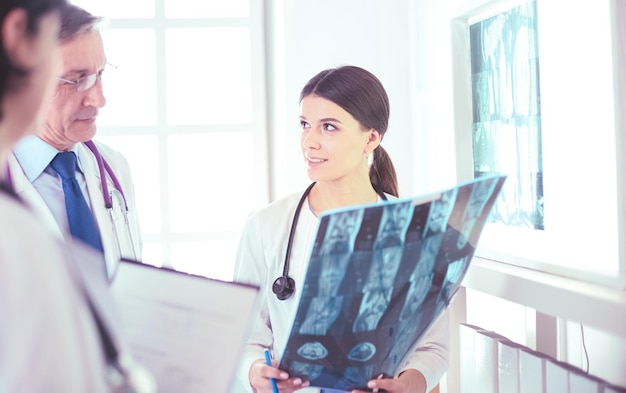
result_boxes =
[273,182,387,301]
[272,276,295,300]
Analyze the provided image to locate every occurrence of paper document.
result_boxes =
[278,175,506,391]
[110,260,259,393]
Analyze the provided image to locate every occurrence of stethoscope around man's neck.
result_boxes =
[84,140,139,262]
[272,181,388,301]
[84,140,128,210]
[3,140,128,211]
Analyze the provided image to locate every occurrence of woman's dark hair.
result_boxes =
[300,65,399,197]
[0,0,67,119]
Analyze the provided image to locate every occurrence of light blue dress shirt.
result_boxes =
[13,136,94,235]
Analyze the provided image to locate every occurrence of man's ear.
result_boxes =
[2,8,35,69]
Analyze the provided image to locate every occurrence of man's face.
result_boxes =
[41,30,106,151]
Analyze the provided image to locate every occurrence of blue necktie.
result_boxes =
[50,152,104,252]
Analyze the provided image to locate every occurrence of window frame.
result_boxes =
[450,0,626,289]
[75,0,269,275]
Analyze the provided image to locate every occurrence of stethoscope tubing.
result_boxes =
[274,182,388,300]
[84,140,129,211]
[2,141,129,212]
[281,182,317,279]
[84,141,139,262]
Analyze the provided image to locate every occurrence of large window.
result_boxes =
[71,0,269,280]
[451,0,626,289]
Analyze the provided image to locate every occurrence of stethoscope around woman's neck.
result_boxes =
[272,182,388,301]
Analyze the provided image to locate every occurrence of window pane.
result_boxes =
[466,289,527,345]
[165,28,253,125]
[469,1,544,230]
[70,0,154,19]
[167,132,255,233]
[164,0,249,18]
[141,241,163,267]
[99,29,158,126]
[171,239,239,280]
[95,135,162,234]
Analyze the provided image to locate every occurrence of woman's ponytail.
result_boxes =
[369,146,398,197]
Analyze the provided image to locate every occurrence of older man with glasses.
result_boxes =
[7,3,142,278]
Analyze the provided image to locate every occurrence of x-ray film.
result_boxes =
[278,175,506,391]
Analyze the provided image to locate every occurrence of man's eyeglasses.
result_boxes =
[57,63,116,92]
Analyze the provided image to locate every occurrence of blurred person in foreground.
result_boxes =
[0,1,153,391]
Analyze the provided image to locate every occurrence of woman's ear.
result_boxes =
[366,128,382,151]
[2,8,36,69]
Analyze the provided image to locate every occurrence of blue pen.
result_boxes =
[263,348,279,393]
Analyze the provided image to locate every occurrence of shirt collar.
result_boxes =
[14,136,81,182]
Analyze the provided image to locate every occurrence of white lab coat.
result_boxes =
[0,191,110,393]
[8,141,142,278]
[232,190,450,393]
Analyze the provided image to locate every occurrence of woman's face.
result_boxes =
[4,11,60,144]
[300,94,379,185]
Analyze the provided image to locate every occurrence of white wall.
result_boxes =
[267,0,626,390]
[265,0,426,200]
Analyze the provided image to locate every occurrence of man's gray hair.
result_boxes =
[58,3,105,43]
